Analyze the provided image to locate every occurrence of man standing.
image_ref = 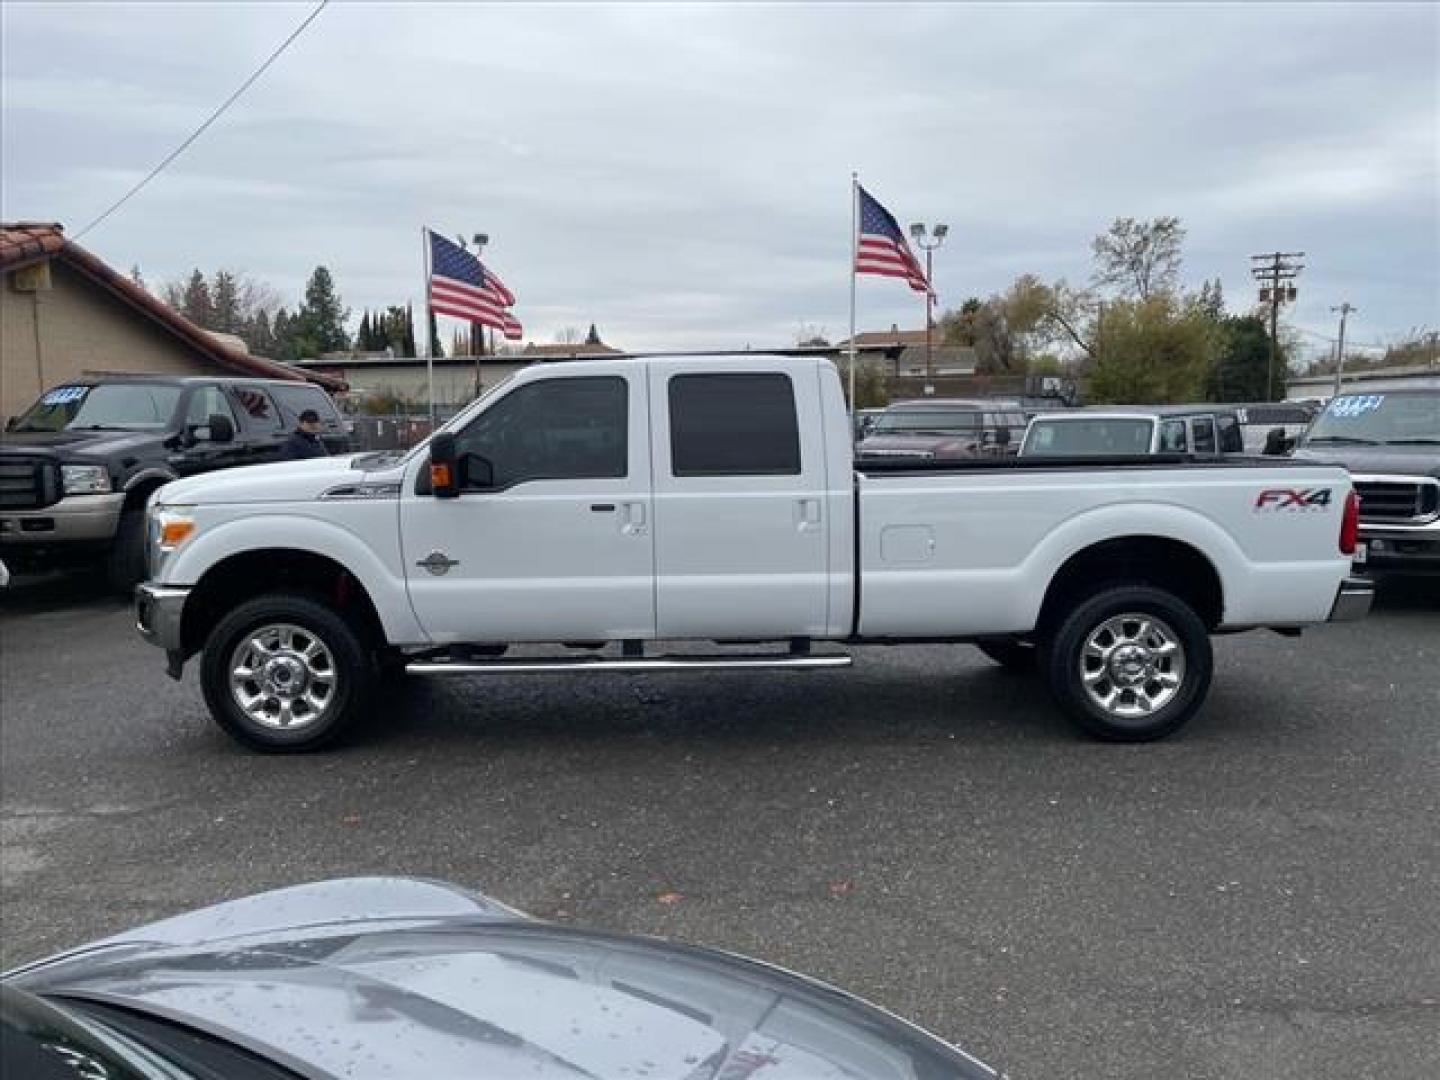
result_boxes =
[280,409,329,461]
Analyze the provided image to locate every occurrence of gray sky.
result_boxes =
[3,2,1436,360]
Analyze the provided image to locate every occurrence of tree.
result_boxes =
[211,270,242,335]
[403,304,417,358]
[129,265,146,291]
[1086,294,1217,404]
[428,307,442,358]
[272,307,294,362]
[1196,277,1226,321]
[178,269,213,328]
[1206,316,1273,402]
[247,309,276,358]
[938,297,983,346]
[554,326,582,345]
[357,310,373,351]
[1091,216,1186,299]
[289,266,350,358]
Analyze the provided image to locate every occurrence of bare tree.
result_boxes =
[554,326,582,345]
[1091,216,1186,299]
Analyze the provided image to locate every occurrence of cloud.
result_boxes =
[2,1,1434,356]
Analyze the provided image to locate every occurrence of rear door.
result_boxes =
[647,362,830,639]
[270,383,349,454]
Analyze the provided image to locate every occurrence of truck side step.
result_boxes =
[407,653,852,675]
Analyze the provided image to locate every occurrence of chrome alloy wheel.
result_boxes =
[1079,613,1186,718]
[229,623,338,730]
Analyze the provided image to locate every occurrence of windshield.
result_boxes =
[1304,391,1440,446]
[1023,418,1155,455]
[11,384,182,433]
[872,409,979,434]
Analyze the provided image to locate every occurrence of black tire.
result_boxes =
[975,638,1037,673]
[200,593,375,752]
[1042,584,1212,742]
[105,508,147,595]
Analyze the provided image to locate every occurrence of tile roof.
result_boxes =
[0,221,67,270]
[521,342,623,357]
[1,222,344,391]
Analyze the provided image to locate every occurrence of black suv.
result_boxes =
[1,375,349,590]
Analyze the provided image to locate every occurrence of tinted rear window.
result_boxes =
[669,373,801,476]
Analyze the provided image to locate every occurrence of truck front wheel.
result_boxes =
[200,594,375,752]
[1043,585,1212,742]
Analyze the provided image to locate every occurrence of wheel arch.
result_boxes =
[181,548,388,660]
[1037,535,1225,636]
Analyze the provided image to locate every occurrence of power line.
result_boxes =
[72,0,329,242]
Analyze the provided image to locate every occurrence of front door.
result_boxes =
[647,363,830,639]
[400,370,655,644]
[171,385,249,476]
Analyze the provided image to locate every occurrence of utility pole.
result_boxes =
[1249,251,1304,400]
[1330,303,1355,398]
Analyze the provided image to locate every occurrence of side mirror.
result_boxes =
[429,432,460,499]
[207,414,235,444]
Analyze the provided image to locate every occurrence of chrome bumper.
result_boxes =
[135,582,190,652]
[0,492,125,544]
[1328,576,1374,622]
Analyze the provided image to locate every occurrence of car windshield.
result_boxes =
[11,384,182,433]
[1023,418,1154,455]
[1304,391,1440,446]
[872,410,978,434]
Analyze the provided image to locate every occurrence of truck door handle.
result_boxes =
[796,498,822,532]
[590,503,616,512]
[621,501,647,536]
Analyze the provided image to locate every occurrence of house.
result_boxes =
[837,324,978,377]
[1,222,343,419]
[520,323,623,359]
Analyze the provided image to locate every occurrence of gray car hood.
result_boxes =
[8,877,998,1080]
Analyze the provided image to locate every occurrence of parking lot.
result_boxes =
[1,573,1437,1080]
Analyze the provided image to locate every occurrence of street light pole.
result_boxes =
[910,222,947,395]
[1331,302,1356,399]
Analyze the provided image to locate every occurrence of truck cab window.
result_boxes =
[669,373,801,476]
[455,376,628,488]
[1159,420,1187,452]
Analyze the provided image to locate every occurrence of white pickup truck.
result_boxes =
[136,354,1372,751]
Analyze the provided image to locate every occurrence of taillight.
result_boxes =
[1339,489,1360,555]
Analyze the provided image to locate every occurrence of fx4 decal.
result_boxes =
[1255,487,1334,511]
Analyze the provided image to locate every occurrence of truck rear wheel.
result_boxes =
[1042,585,1212,742]
[200,594,374,752]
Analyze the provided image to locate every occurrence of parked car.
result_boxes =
[0,374,348,590]
[2,876,1004,1080]
[134,354,1368,750]
[856,399,1027,460]
[1019,405,1245,457]
[1292,378,1440,574]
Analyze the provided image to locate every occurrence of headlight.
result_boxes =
[148,505,197,577]
[61,464,112,495]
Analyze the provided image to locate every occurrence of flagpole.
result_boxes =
[847,172,859,421]
[421,226,435,428]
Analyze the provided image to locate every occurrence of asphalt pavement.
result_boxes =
[1,572,1437,1080]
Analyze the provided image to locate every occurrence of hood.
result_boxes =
[1293,445,1440,479]
[157,453,374,506]
[0,428,162,461]
[9,878,998,1080]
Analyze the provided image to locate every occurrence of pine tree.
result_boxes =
[404,303,417,358]
[293,266,350,356]
[211,270,242,335]
[272,307,294,362]
[180,269,214,328]
[427,306,441,358]
[247,309,276,357]
[358,309,372,351]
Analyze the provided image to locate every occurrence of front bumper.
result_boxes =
[1328,576,1375,622]
[135,582,190,677]
[1356,521,1440,575]
[0,493,125,565]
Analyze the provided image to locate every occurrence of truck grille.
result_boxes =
[1354,476,1440,524]
[0,455,61,510]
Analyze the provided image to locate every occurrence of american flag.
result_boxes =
[854,185,931,294]
[427,229,523,340]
